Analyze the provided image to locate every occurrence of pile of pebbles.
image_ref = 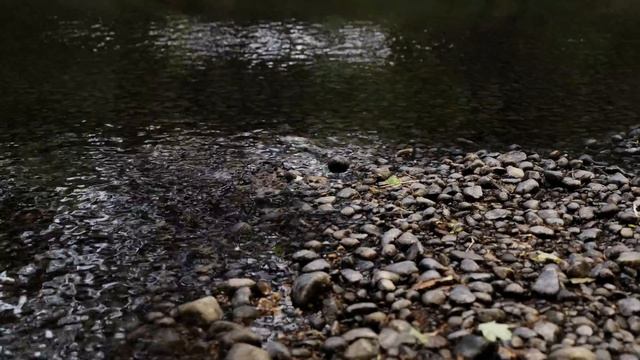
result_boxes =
[136,129,640,359]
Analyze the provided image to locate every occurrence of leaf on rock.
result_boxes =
[383,175,402,187]
[569,277,595,284]
[478,321,512,342]
[412,275,454,291]
[530,251,562,264]
[409,327,430,345]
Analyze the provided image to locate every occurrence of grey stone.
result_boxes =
[530,225,554,237]
[302,259,330,272]
[177,296,223,324]
[548,347,596,360]
[618,297,640,316]
[463,186,483,200]
[449,285,476,304]
[344,338,379,360]
[532,264,561,296]
[516,179,540,194]
[383,261,418,276]
[485,209,511,220]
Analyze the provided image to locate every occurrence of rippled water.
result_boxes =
[2,0,640,357]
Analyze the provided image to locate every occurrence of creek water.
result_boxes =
[2,0,640,358]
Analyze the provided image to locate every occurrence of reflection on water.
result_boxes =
[150,18,391,67]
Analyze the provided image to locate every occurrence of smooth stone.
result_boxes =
[516,179,540,194]
[618,297,640,316]
[397,231,418,246]
[355,247,377,260]
[578,228,601,242]
[454,335,492,359]
[341,269,364,283]
[226,343,270,360]
[485,209,511,220]
[451,250,484,261]
[344,338,379,360]
[328,156,350,173]
[291,272,331,308]
[449,285,476,304]
[341,207,356,216]
[422,289,447,305]
[507,166,525,178]
[617,252,640,268]
[534,321,560,343]
[232,287,252,307]
[302,259,331,272]
[177,296,223,324]
[337,188,358,198]
[420,258,447,271]
[382,228,402,245]
[460,259,480,272]
[346,302,378,314]
[548,346,596,360]
[266,341,291,360]
[220,328,262,347]
[383,261,418,276]
[292,250,319,262]
[532,264,561,296]
[463,186,483,200]
[322,336,347,353]
[530,225,554,237]
[342,328,378,342]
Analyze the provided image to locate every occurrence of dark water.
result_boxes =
[2,0,640,358]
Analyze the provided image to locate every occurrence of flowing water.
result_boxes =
[2,0,640,358]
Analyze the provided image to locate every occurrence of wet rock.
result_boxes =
[177,296,223,324]
[328,156,350,173]
[292,272,331,308]
[548,347,596,360]
[344,338,379,360]
[516,179,540,194]
[226,343,270,360]
[292,250,319,263]
[455,335,494,359]
[451,250,484,261]
[532,265,561,296]
[231,222,252,235]
[608,173,629,186]
[461,259,480,272]
[149,328,184,354]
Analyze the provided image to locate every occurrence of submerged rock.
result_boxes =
[291,271,331,308]
[177,296,223,324]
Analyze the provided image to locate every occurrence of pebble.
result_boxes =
[344,338,379,360]
[449,285,476,304]
[225,343,270,360]
[532,264,561,296]
[548,346,596,360]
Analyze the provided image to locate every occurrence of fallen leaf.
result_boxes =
[530,251,563,264]
[383,175,402,187]
[412,275,455,291]
[569,277,595,284]
[478,321,512,342]
[409,327,430,345]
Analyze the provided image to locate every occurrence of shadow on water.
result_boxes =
[2,0,640,357]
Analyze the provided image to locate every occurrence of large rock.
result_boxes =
[548,346,596,360]
[291,271,331,308]
[226,343,271,360]
[177,296,223,324]
[617,297,640,316]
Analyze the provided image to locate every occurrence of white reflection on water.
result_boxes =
[149,17,391,67]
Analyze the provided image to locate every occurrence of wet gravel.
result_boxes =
[3,126,640,359]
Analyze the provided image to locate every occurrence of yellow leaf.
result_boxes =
[478,321,512,342]
[569,277,595,284]
[531,251,562,264]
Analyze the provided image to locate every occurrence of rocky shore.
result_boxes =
[119,127,640,360]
